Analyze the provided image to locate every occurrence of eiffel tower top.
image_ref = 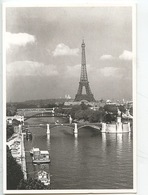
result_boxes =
[82,39,85,47]
[80,39,87,81]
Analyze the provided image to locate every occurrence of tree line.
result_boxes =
[56,103,105,123]
[56,103,133,123]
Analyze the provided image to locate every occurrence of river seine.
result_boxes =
[24,117,133,190]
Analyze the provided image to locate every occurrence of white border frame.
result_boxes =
[3,2,137,194]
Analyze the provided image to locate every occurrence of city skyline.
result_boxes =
[6,7,133,102]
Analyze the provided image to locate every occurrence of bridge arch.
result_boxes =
[24,112,68,121]
[49,124,73,130]
[77,124,101,131]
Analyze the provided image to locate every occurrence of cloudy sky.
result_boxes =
[6,6,133,102]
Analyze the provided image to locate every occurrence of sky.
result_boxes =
[5,6,133,102]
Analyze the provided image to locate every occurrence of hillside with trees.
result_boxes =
[17,178,48,190]
[7,146,24,189]
[7,146,48,190]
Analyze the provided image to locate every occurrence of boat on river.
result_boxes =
[32,148,50,164]
[37,170,50,186]
[26,130,32,140]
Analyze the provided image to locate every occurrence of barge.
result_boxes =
[32,148,50,164]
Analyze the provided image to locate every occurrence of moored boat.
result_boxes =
[32,148,50,164]
[37,170,50,186]
[26,129,32,140]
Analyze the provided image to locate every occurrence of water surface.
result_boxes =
[24,117,133,189]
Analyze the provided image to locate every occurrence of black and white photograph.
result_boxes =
[4,4,136,193]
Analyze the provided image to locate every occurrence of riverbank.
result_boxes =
[21,132,27,179]
[7,128,27,180]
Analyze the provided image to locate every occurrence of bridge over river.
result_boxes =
[20,108,130,134]
[23,122,102,135]
[24,112,68,120]
[17,108,70,121]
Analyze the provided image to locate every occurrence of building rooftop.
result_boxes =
[40,151,49,155]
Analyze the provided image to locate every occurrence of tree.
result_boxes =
[129,107,133,116]
[70,105,81,118]
[7,125,14,140]
[104,104,118,114]
[104,113,112,123]
[83,109,93,121]
[88,111,99,123]
[17,178,48,190]
[6,105,17,116]
[12,119,21,126]
[118,105,126,113]
[80,102,88,110]
[98,108,106,122]
[7,119,21,140]
[75,110,85,121]
[7,146,24,189]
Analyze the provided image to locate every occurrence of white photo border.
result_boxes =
[3,2,137,194]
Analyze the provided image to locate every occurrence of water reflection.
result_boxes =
[47,133,50,141]
[101,133,132,158]
[128,132,132,143]
[105,133,117,152]
[74,133,78,139]
[116,133,123,156]
[101,133,107,152]
[74,135,78,154]
[46,135,51,151]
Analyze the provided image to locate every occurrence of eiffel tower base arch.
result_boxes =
[75,94,95,102]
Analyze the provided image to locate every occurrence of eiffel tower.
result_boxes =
[74,40,95,102]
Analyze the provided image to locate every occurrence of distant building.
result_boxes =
[65,94,71,99]
[6,115,24,124]
[126,101,133,109]
[64,100,100,107]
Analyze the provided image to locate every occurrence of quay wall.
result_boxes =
[21,132,27,180]
[106,124,117,133]
[102,122,131,133]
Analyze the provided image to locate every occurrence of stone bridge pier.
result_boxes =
[46,123,78,137]
[46,124,50,139]
[73,123,101,135]
[73,123,78,134]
